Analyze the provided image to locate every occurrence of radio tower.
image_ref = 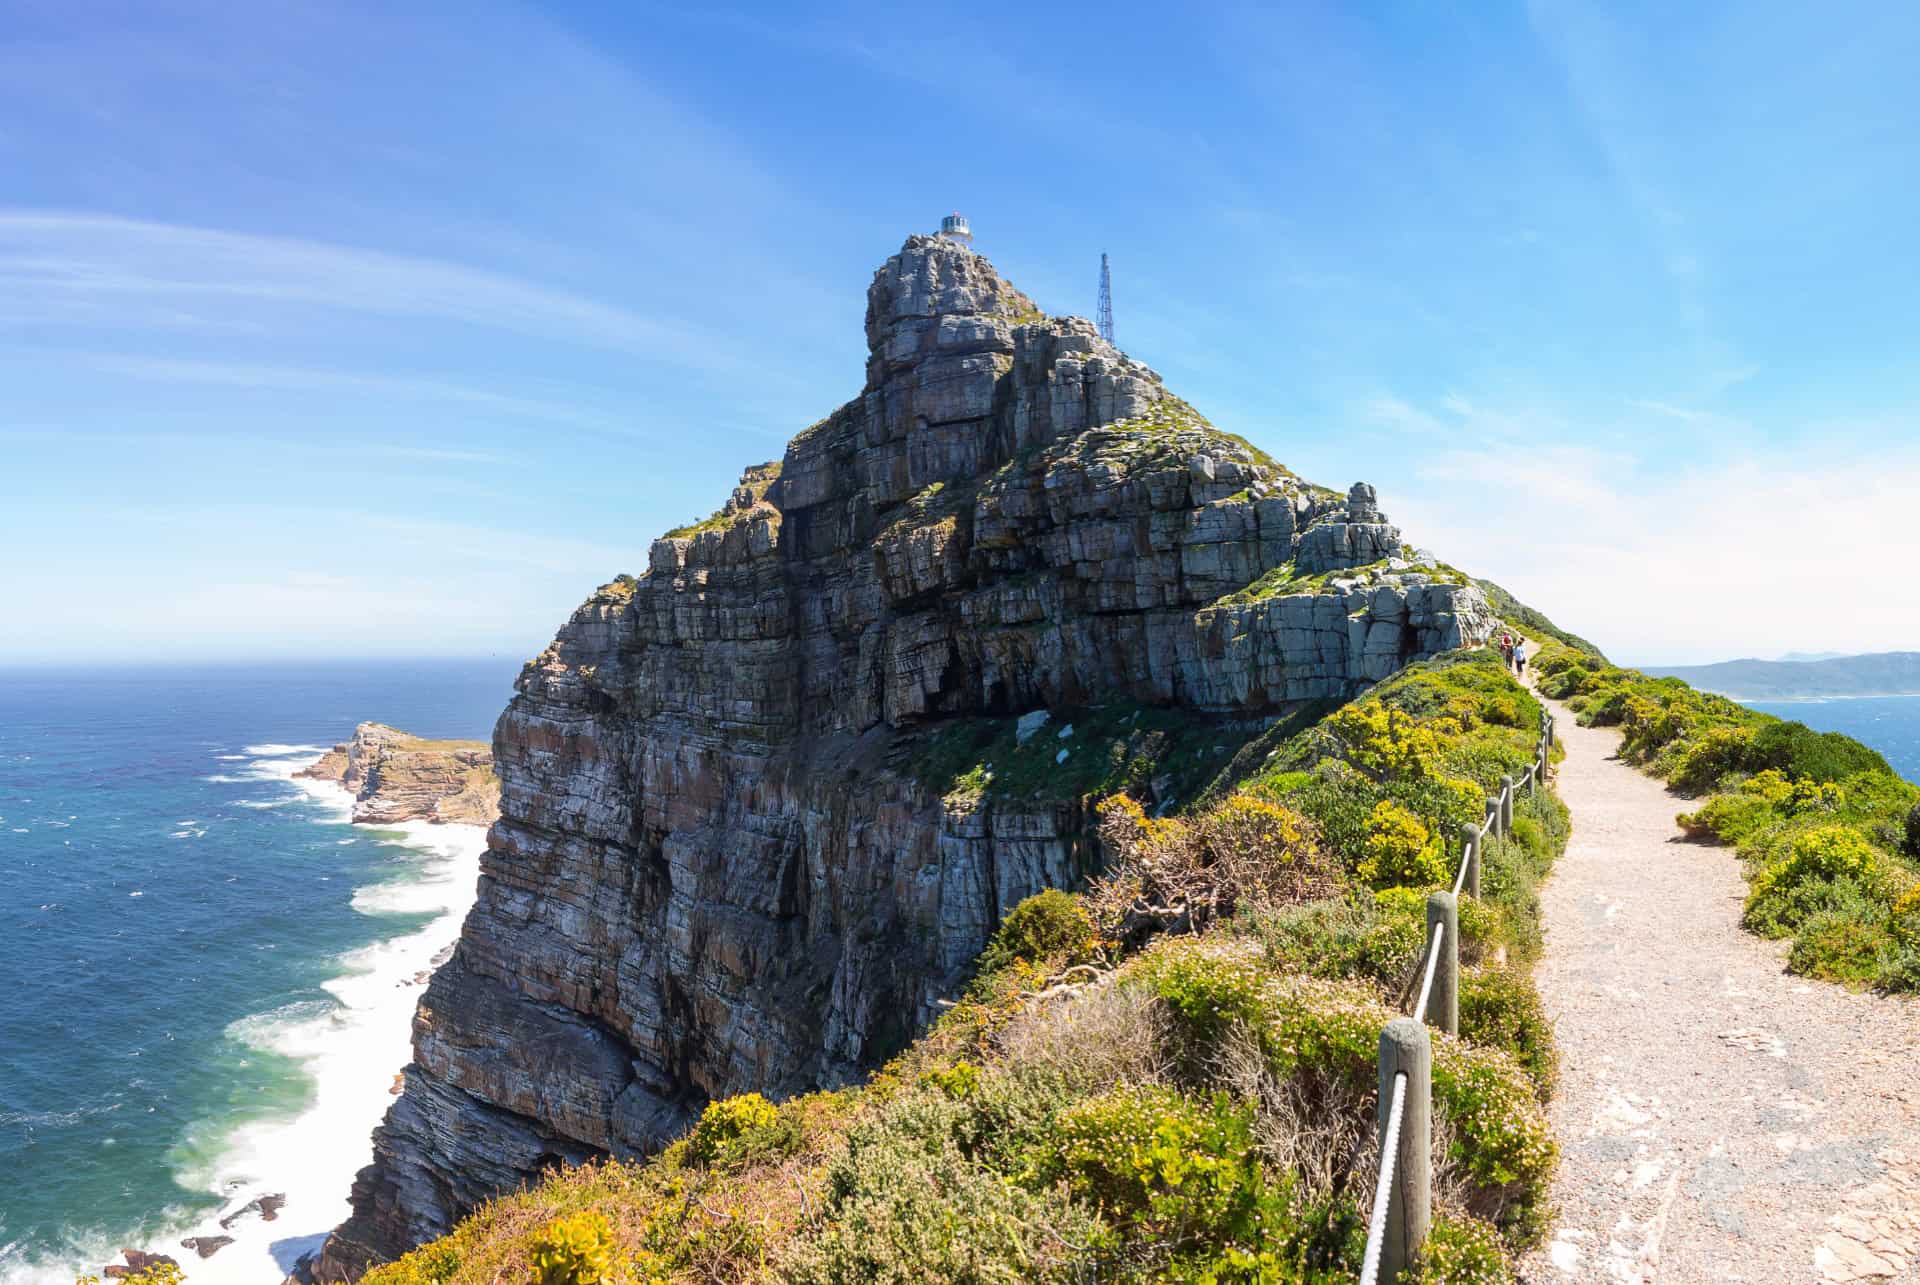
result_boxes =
[1096,252,1115,344]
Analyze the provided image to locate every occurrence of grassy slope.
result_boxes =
[1530,641,1920,991]
[360,646,1570,1285]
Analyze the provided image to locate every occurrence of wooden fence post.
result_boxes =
[1378,1018,1432,1282]
[1499,774,1515,835]
[1425,892,1459,1036]
[1462,826,1480,899]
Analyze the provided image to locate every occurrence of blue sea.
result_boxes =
[0,660,518,1284]
[1745,695,1920,784]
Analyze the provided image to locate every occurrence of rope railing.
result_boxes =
[1358,706,1555,1281]
[1413,923,1445,1025]
[1358,1071,1410,1285]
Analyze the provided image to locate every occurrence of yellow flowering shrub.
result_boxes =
[1358,799,1449,888]
[527,1212,614,1285]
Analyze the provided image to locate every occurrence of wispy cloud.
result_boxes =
[1360,393,1446,436]
[1628,398,1713,424]
[71,354,646,435]
[0,211,735,369]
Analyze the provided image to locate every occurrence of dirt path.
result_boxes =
[1518,687,1920,1283]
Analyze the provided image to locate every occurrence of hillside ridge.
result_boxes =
[1644,650,1920,699]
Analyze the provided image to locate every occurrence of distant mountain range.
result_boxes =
[1643,651,1920,699]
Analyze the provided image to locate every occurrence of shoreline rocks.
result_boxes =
[297,724,498,826]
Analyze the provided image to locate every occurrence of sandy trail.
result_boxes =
[1517,685,1920,1283]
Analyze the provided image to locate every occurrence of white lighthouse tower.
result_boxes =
[936,211,973,247]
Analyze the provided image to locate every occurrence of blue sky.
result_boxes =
[5,0,1919,666]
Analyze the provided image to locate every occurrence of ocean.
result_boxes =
[1745,694,1920,784]
[0,660,519,1284]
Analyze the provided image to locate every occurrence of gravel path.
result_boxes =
[1518,688,1920,1283]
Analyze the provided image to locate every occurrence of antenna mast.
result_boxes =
[1096,252,1115,344]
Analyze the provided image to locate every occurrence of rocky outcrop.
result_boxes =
[298,723,499,825]
[315,235,1493,1278]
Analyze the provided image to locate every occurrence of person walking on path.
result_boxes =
[1513,638,1527,676]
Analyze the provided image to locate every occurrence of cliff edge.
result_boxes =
[315,234,1494,1278]
[297,723,499,826]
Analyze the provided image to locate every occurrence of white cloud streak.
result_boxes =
[0,211,731,367]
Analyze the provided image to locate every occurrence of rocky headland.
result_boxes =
[297,723,499,826]
[315,234,1495,1278]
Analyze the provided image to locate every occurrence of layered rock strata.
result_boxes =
[316,235,1492,1278]
[298,723,499,825]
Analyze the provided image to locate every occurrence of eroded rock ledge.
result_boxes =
[297,723,499,826]
[315,234,1493,1279]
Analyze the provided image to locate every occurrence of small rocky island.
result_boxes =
[297,723,499,825]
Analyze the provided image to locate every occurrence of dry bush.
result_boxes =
[1090,793,1344,949]
[1207,1022,1371,1201]
[991,974,1175,1093]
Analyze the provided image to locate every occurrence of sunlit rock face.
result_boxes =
[315,235,1492,1279]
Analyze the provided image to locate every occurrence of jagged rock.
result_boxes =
[297,724,499,825]
[105,1250,179,1279]
[314,234,1493,1280]
[181,1236,234,1259]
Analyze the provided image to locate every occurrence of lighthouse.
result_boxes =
[936,211,973,247]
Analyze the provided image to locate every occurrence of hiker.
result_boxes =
[1499,633,1513,668]
[1514,639,1528,676]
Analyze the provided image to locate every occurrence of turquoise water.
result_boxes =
[0,661,516,1283]
[1745,694,1920,784]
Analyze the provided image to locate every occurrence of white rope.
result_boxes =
[1415,921,1445,1023]
[1359,1071,1411,1285]
[1451,843,1470,897]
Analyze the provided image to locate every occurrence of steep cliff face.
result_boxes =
[316,235,1493,1278]
[297,723,499,825]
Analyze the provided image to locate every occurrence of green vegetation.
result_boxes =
[360,644,1564,1283]
[661,461,783,539]
[1532,640,1920,991]
[1104,395,1287,474]
[1212,554,1471,610]
[911,701,1275,812]
[1474,581,1604,657]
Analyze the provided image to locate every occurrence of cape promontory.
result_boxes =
[315,234,1495,1279]
[297,722,499,826]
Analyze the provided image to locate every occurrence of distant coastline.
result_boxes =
[1643,650,1920,701]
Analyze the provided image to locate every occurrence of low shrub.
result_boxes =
[1788,907,1899,990]
[1743,827,1885,938]
[786,1095,1101,1284]
[1359,799,1449,888]
[686,1092,795,1169]
[1091,792,1341,948]
[973,888,1096,980]
[527,1211,616,1285]
[1410,1211,1513,1284]
[1458,966,1557,1100]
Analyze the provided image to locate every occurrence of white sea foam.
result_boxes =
[233,798,292,809]
[241,743,328,757]
[1,750,489,1285]
[155,816,487,1285]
